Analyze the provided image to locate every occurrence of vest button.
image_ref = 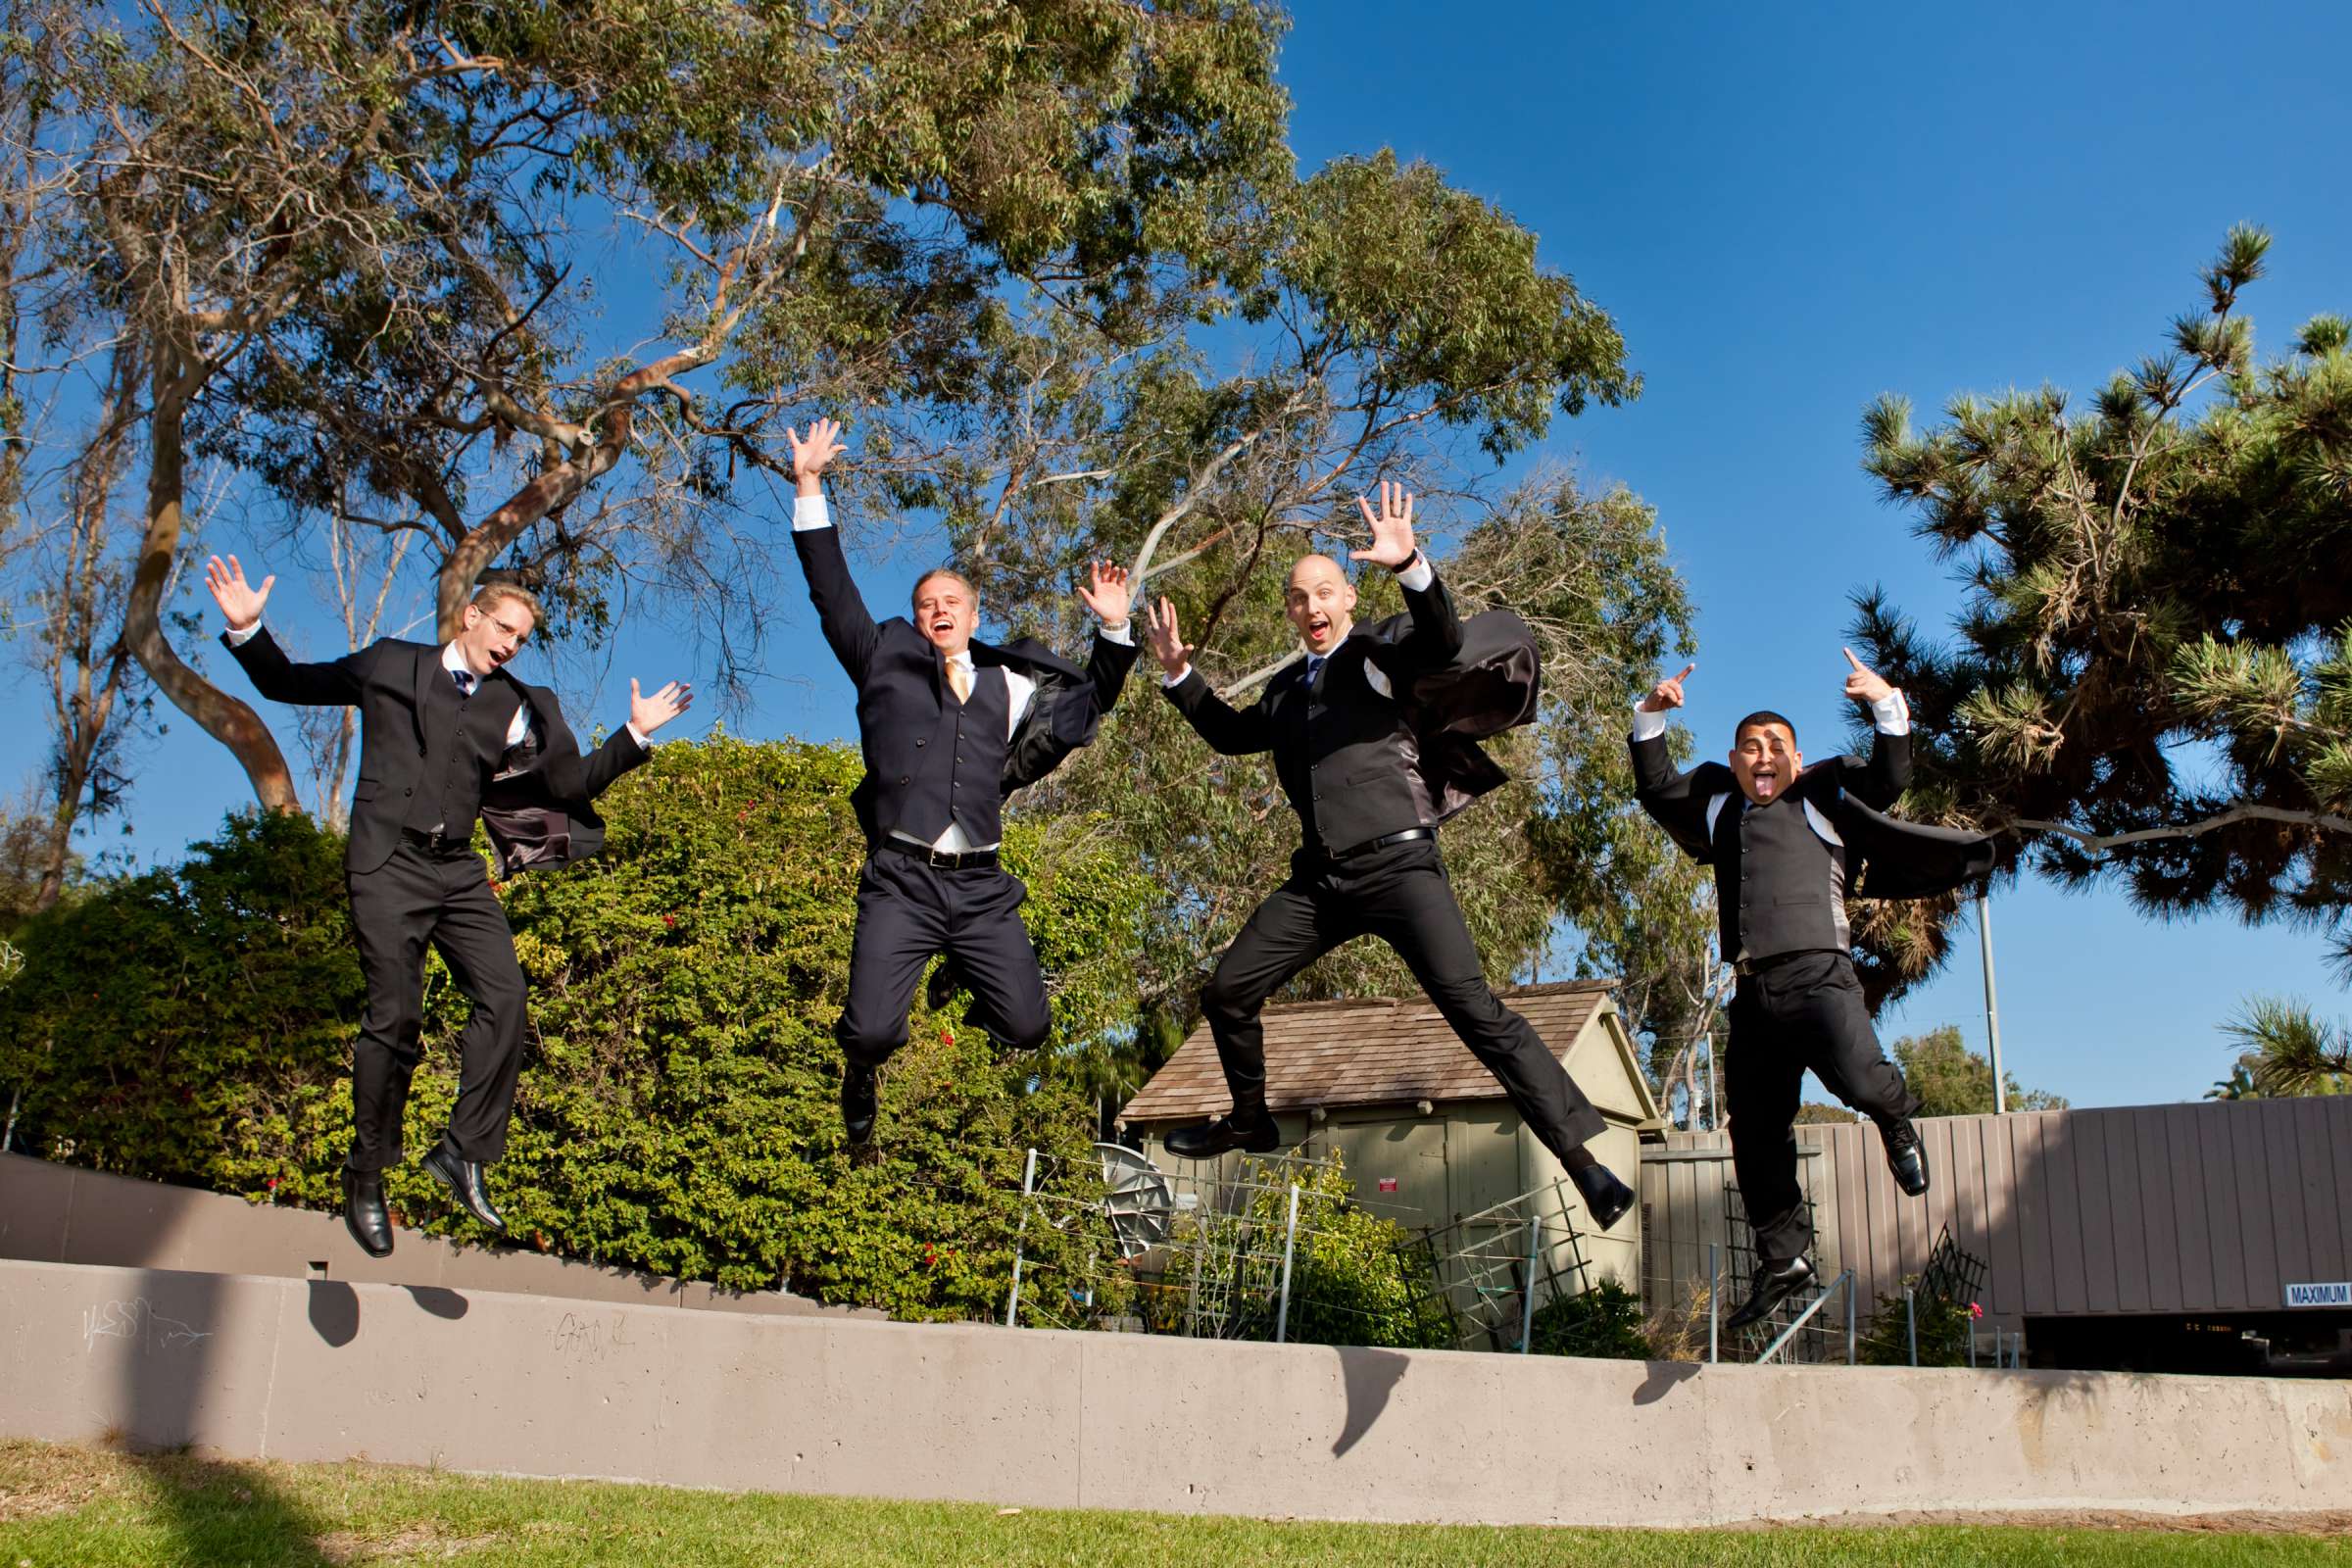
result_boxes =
[915,738,927,748]
[898,775,910,786]
[404,787,414,797]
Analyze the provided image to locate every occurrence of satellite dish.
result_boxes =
[1096,1142,1175,1258]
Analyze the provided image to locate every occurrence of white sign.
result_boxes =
[2285,1281,2352,1308]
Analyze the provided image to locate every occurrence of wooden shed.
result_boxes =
[1640,1097,2352,1372]
[1118,981,1662,1297]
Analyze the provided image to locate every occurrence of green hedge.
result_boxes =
[0,736,1147,1319]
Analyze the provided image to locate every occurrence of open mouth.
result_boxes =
[1305,614,1332,645]
[1749,768,1779,798]
[930,617,956,638]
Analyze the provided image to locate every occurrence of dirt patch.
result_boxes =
[0,1437,132,1522]
[317,1525,504,1563]
[1750,1508,2352,1537]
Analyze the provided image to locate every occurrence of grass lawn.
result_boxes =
[1,1439,2344,1567]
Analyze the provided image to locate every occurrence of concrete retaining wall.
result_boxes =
[5,1256,2348,1527]
[0,1152,870,1320]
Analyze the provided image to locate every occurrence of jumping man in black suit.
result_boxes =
[782,419,1141,1144]
[1630,652,1992,1329]
[1142,485,1636,1232]
[206,558,694,1256]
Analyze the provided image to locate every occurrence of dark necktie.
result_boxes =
[1305,655,1325,688]
[453,668,475,698]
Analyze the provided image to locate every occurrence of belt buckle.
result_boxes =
[929,847,959,869]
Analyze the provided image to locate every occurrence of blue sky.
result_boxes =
[10,1,2349,1110]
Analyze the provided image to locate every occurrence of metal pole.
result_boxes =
[1905,1286,1918,1367]
[1273,1183,1301,1344]
[1979,888,2007,1114]
[1005,1147,1039,1329]
[1704,1040,1719,1133]
[1845,1272,1857,1365]
[1517,1215,1544,1353]
[2,1085,18,1153]
[1707,1243,1720,1365]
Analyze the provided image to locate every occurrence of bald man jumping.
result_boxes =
[1143,485,1632,1232]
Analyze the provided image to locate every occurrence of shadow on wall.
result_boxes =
[103,1270,335,1566]
[1332,1348,1409,1456]
[97,1263,476,1560]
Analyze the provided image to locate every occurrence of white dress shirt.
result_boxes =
[793,491,1132,854]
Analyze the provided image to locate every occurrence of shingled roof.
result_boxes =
[1120,980,1618,1125]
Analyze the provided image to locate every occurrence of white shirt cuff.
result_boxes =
[1630,702,1670,743]
[1871,689,1911,736]
[792,493,831,532]
[225,620,262,647]
[1098,620,1133,647]
[625,723,653,751]
[1162,664,1194,689]
[1395,555,1435,593]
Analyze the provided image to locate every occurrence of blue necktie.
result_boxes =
[1305,655,1325,687]
[453,668,475,697]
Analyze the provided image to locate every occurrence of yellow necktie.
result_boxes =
[947,658,973,705]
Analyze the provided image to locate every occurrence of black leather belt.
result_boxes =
[1326,826,1434,861]
[400,826,470,856]
[878,837,1001,871]
[1733,950,1818,979]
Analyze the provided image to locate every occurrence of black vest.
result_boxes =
[403,668,522,838]
[893,663,1011,845]
[1710,794,1852,964]
[1282,653,1433,856]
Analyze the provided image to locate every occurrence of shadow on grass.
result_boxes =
[118,1448,340,1568]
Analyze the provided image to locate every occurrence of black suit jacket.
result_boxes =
[1631,725,1994,897]
[791,523,1140,844]
[1164,570,1477,854]
[222,627,647,875]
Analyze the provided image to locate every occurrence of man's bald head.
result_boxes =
[1285,553,1357,654]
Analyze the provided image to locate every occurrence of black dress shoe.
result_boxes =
[342,1167,395,1258]
[421,1139,506,1232]
[1724,1255,1815,1332]
[842,1062,878,1145]
[1570,1162,1636,1232]
[924,958,963,1014]
[1162,1110,1280,1159]
[1884,1118,1930,1197]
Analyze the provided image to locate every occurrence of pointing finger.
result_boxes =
[1842,647,1867,672]
[1676,662,1695,682]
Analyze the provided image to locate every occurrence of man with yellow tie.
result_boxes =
[785,419,1140,1143]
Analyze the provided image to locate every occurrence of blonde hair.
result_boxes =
[909,568,976,612]
[470,581,542,625]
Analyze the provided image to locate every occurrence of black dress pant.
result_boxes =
[345,839,530,1171]
[836,849,1051,1069]
[1200,837,1606,1158]
[1725,949,1919,1264]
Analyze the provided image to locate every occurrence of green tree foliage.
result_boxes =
[1889,1024,2067,1118]
[0,737,1149,1317]
[2217,995,2352,1099]
[1854,226,2352,989]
